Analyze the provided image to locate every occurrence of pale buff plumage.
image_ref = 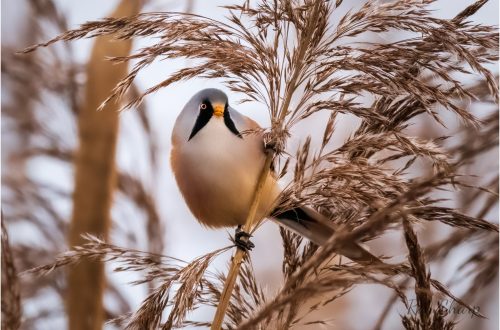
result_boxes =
[171,88,279,228]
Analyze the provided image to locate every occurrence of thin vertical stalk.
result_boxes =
[211,152,274,330]
[211,2,323,328]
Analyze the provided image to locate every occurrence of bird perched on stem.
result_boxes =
[171,88,378,264]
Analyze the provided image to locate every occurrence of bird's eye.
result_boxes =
[200,103,207,110]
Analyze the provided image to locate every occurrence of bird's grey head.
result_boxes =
[195,88,228,108]
[172,88,242,143]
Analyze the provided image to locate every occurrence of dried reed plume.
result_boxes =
[12,0,500,329]
[2,0,163,327]
[2,216,22,330]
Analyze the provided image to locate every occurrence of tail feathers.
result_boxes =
[272,207,380,265]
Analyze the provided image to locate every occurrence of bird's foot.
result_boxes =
[234,226,255,251]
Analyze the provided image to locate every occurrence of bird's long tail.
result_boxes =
[272,207,380,265]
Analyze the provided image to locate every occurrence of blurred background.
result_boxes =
[1,0,498,329]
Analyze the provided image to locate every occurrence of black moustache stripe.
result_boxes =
[188,103,213,141]
[224,105,242,139]
[188,103,243,141]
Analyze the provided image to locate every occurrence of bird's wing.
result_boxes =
[229,107,263,138]
[272,205,381,265]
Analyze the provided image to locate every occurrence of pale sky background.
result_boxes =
[2,0,499,329]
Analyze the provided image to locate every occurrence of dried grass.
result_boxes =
[2,217,22,330]
[2,0,164,327]
[9,0,500,329]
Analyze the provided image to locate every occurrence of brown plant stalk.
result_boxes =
[212,2,323,327]
[1,217,21,330]
[67,1,141,329]
[211,151,274,329]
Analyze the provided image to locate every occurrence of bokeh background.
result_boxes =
[2,0,498,329]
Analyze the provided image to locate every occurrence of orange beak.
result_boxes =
[213,103,224,117]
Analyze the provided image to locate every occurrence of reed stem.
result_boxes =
[211,151,274,330]
[211,3,323,327]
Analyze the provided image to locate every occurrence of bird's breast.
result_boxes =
[171,118,277,228]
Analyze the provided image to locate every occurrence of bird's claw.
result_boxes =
[235,226,255,251]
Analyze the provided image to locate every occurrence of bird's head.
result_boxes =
[172,88,242,144]
[197,88,228,118]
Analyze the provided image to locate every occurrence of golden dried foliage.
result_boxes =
[3,0,163,328]
[2,219,22,330]
[14,0,500,329]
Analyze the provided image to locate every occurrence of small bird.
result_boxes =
[171,88,378,264]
